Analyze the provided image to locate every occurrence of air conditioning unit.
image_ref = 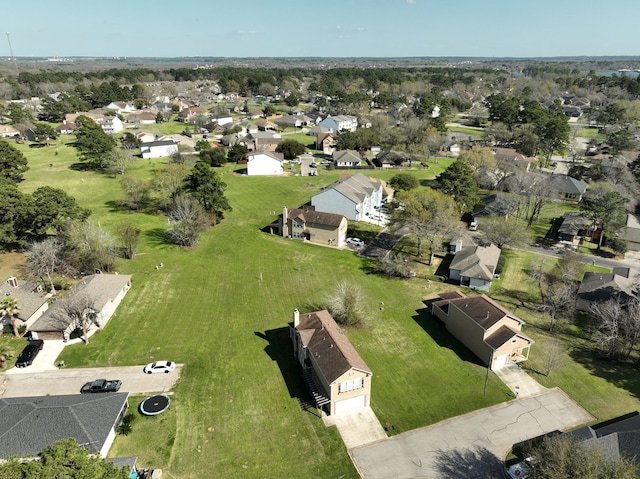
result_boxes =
[7,276,18,288]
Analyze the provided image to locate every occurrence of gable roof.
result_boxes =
[0,278,48,322]
[319,173,382,205]
[30,274,131,332]
[472,193,516,218]
[450,244,501,281]
[0,393,129,458]
[578,272,637,304]
[287,207,345,228]
[549,174,588,195]
[295,310,371,384]
[333,150,361,164]
[558,211,595,236]
[247,151,284,163]
[447,294,520,330]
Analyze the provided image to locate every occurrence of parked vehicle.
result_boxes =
[15,340,44,368]
[143,360,176,374]
[346,237,365,247]
[80,378,122,394]
[468,221,478,231]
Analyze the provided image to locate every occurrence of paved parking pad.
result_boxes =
[324,406,387,449]
[351,388,593,479]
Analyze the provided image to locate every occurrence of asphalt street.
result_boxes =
[0,365,182,398]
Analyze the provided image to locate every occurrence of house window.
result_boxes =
[339,377,363,393]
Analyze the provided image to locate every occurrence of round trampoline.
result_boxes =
[139,394,171,416]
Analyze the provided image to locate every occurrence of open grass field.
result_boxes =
[5,142,508,478]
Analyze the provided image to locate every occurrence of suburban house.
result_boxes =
[576,272,637,313]
[97,116,124,134]
[30,274,132,341]
[0,277,50,330]
[372,150,412,168]
[135,131,156,143]
[209,114,233,126]
[246,151,285,176]
[140,140,178,159]
[449,241,501,291]
[431,291,534,370]
[0,393,129,459]
[177,106,208,123]
[274,115,303,129]
[289,309,372,415]
[493,148,536,170]
[472,193,516,222]
[126,110,158,125]
[333,150,362,167]
[556,211,599,245]
[255,119,278,131]
[105,101,135,114]
[319,115,358,133]
[245,131,282,151]
[279,206,347,247]
[307,124,332,138]
[549,174,588,201]
[621,213,640,252]
[311,173,386,221]
[55,121,76,135]
[316,133,336,155]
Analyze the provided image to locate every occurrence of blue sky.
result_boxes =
[3,0,639,58]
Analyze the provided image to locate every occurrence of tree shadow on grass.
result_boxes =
[413,301,485,368]
[255,328,320,417]
[433,446,503,479]
[569,345,640,401]
[144,228,173,247]
[69,161,101,172]
[494,288,536,310]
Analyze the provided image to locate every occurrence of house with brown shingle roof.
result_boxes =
[289,309,372,415]
[279,206,347,247]
[449,242,501,291]
[431,292,533,370]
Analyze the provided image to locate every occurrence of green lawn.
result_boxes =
[492,249,640,423]
[6,143,510,478]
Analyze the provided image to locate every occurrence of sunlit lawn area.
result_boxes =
[5,145,509,478]
[491,249,640,423]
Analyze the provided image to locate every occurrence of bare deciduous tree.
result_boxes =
[326,281,368,327]
[116,223,141,259]
[26,238,65,293]
[167,195,208,247]
[539,338,567,376]
[57,293,98,344]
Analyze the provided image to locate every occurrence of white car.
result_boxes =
[346,237,365,247]
[143,360,176,374]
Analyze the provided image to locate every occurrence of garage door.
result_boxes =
[493,354,509,370]
[335,395,366,415]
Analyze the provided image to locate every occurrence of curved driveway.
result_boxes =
[351,388,593,479]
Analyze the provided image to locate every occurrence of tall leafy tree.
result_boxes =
[30,186,90,237]
[62,221,117,273]
[183,162,231,223]
[73,115,116,169]
[0,140,29,183]
[390,188,460,264]
[579,182,628,250]
[275,139,306,160]
[0,185,33,248]
[435,160,480,214]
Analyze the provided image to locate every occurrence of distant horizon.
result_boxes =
[3,0,640,58]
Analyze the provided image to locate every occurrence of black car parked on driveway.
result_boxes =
[15,339,44,368]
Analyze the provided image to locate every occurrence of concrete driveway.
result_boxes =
[324,406,387,449]
[351,388,593,479]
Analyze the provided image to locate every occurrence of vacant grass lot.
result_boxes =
[7,141,509,478]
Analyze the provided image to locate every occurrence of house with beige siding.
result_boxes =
[289,309,372,415]
[279,206,347,247]
[431,291,533,370]
[30,274,132,341]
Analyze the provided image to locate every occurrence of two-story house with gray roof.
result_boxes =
[311,173,385,221]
